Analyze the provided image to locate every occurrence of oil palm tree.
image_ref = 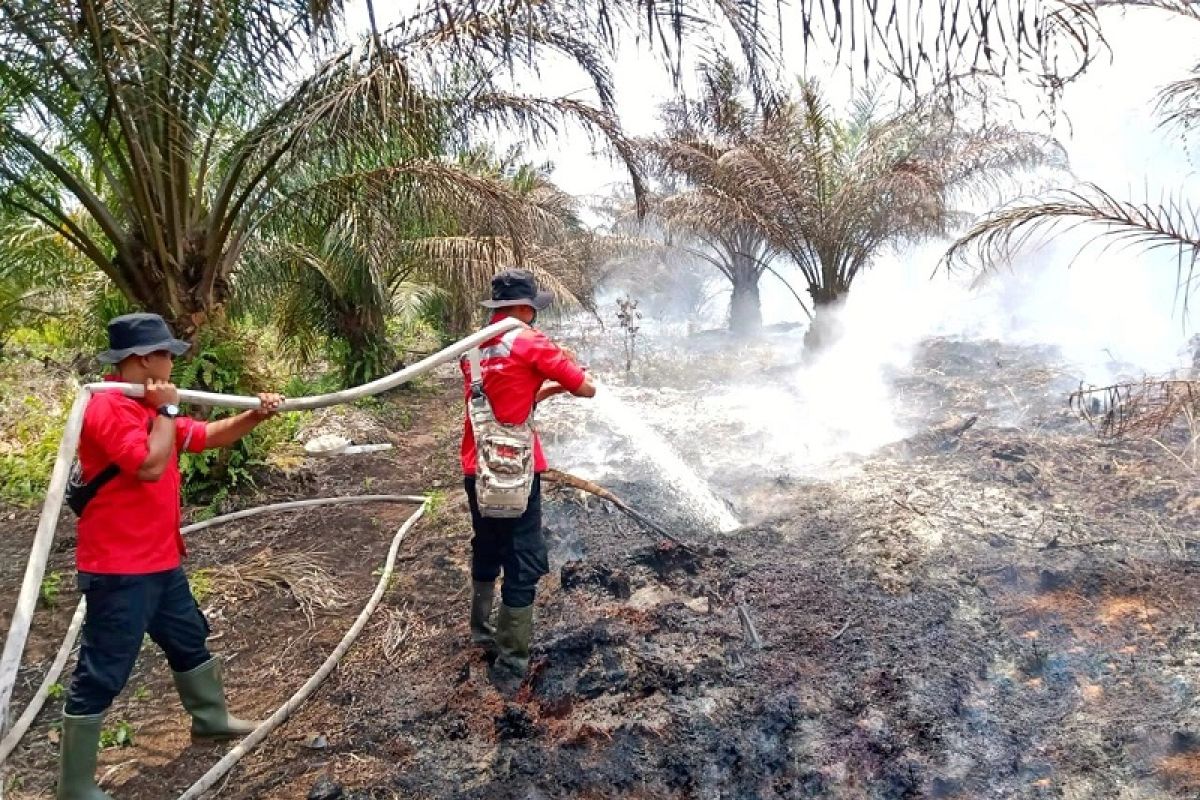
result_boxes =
[236,149,594,383]
[643,59,793,334]
[648,63,1059,347]
[0,0,1126,348]
[0,209,86,346]
[0,0,661,338]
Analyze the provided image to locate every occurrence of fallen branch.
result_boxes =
[736,602,763,649]
[939,414,980,438]
[891,497,929,516]
[1071,378,1200,439]
[1038,537,1117,552]
[542,469,696,551]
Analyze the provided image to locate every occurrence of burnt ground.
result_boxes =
[4,339,1200,799]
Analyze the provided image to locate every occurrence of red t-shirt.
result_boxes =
[460,316,586,475]
[75,378,208,574]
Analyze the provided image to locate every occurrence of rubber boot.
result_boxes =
[494,603,534,678]
[57,712,114,800]
[470,580,497,649]
[172,658,258,740]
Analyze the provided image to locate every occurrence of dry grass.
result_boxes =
[207,549,346,626]
[1071,379,1200,442]
[377,604,440,666]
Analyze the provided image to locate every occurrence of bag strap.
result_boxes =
[467,346,484,392]
[69,410,167,517]
[87,463,121,494]
[78,412,154,494]
[465,328,535,426]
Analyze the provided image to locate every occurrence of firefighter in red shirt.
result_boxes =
[58,313,283,800]
[461,270,596,688]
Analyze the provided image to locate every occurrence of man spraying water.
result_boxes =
[459,270,595,690]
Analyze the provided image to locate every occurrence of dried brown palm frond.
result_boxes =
[944,184,1200,302]
[207,549,347,627]
[1156,60,1200,132]
[1071,379,1200,439]
[393,236,583,308]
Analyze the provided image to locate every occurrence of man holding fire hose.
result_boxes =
[460,270,596,689]
[58,313,283,800]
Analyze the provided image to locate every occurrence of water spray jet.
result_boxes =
[587,380,743,534]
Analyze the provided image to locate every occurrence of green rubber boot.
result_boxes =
[470,580,497,649]
[172,658,258,740]
[57,713,114,800]
[494,603,534,678]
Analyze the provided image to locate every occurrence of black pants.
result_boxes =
[464,474,548,608]
[65,567,211,716]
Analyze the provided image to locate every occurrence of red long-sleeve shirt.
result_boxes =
[459,315,585,475]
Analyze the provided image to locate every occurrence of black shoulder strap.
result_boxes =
[67,414,156,516]
[66,463,120,516]
[88,463,121,493]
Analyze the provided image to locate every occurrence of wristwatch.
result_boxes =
[157,403,180,419]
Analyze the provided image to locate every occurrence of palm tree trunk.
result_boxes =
[728,262,763,336]
[118,235,231,340]
[335,306,397,385]
[803,282,849,354]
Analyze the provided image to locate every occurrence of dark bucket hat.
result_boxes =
[97,312,190,364]
[480,269,553,311]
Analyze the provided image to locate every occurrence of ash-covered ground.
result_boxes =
[5,330,1200,800]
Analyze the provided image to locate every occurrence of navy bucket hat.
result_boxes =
[480,269,553,311]
[97,313,190,365]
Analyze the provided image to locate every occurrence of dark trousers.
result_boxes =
[65,567,211,716]
[464,474,548,608]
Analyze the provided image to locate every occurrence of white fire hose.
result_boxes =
[0,317,523,798]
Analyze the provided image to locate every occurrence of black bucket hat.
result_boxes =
[480,269,553,311]
[97,312,190,364]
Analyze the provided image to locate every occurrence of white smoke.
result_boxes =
[572,233,1196,489]
[547,5,1200,504]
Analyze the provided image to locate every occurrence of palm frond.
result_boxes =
[647,74,1056,309]
[945,183,1200,303]
[1157,61,1200,132]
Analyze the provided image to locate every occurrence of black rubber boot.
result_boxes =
[172,658,258,740]
[57,712,114,800]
